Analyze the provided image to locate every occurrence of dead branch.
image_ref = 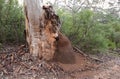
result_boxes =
[73,46,88,57]
[73,46,102,62]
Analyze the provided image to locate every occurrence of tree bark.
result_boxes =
[24,0,60,61]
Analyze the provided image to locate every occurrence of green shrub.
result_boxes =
[0,0,25,43]
[0,43,2,50]
[57,9,120,53]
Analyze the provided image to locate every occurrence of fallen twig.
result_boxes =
[19,62,30,69]
[73,46,88,57]
[73,46,103,62]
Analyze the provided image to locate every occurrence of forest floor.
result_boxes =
[0,44,120,79]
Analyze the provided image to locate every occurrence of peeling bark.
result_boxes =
[24,0,61,61]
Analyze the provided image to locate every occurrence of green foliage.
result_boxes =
[0,43,2,50]
[0,0,120,54]
[0,0,25,43]
[57,8,120,53]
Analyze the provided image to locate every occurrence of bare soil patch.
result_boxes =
[0,45,120,79]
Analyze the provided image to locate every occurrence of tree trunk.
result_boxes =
[24,0,60,61]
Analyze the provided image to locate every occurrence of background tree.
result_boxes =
[50,0,120,53]
[0,0,24,43]
[0,0,120,54]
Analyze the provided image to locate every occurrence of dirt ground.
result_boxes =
[0,45,120,79]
